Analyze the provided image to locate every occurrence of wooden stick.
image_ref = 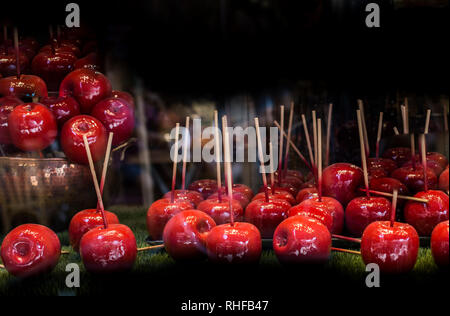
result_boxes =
[283,102,294,176]
[358,100,370,157]
[61,250,70,255]
[357,110,370,198]
[214,111,222,202]
[390,188,398,227]
[0,264,5,269]
[420,134,428,192]
[277,105,285,184]
[410,133,416,169]
[405,98,409,134]
[375,112,383,158]
[269,141,275,195]
[393,127,400,135]
[83,135,108,229]
[401,105,408,134]
[317,118,323,202]
[275,121,311,171]
[137,245,165,252]
[331,247,361,255]
[255,117,270,202]
[424,109,431,134]
[222,115,234,225]
[358,188,429,203]
[96,132,114,212]
[332,234,361,243]
[301,114,315,167]
[170,123,180,203]
[181,117,190,190]
[325,103,333,167]
[312,110,317,167]
[13,27,20,79]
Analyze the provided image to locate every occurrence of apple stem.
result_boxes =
[255,117,270,203]
[96,132,114,213]
[420,134,428,192]
[222,115,234,226]
[269,142,275,199]
[301,114,315,170]
[317,118,323,202]
[283,102,294,178]
[331,247,361,255]
[181,116,190,190]
[332,234,361,243]
[13,27,20,79]
[277,105,285,185]
[325,103,333,167]
[214,111,223,202]
[357,110,370,198]
[83,135,108,229]
[390,188,398,227]
[424,109,431,134]
[375,112,383,159]
[137,244,164,252]
[171,123,180,203]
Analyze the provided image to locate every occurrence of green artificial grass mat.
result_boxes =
[0,205,446,296]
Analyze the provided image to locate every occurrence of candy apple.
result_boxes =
[112,90,134,108]
[382,147,411,166]
[367,157,397,175]
[245,198,291,238]
[74,52,101,71]
[0,96,22,144]
[206,222,262,264]
[391,166,438,194]
[296,187,319,203]
[39,95,80,127]
[197,198,243,225]
[431,220,449,268]
[274,169,304,181]
[273,216,331,265]
[439,168,449,192]
[361,221,419,274]
[188,179,218,199]
[163,210,216,261]
[0,224,61,277]
[207,189,250,208]
[253,189,296,205]
[79,224,137,273]
[0,74,48,99]
[0,51,28,77]
[40,42,81,57]
[162,189,204,207]
[322,163,364,206]
[426,152,448,169]
[402,159,444,177]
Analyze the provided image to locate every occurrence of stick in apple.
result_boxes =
[375,112,383,158]
[405,98,409,133]
[332,234,361,243]
[255,117,270,202]
[358,188,428,203]
[325,103,333,167]
[424,109,431,134]
[214,111,222,202]
[393,127,400,135]
[301,114,315,167]
[390,188,399,227]
[83,135,108,229]
[96,132,114,212]
[357,110,370,198]
[420,134,428,192]
[222,115,234,225]
[170,123,180,203]
[312,110,317,167]
[13,27,20,79]
[410,133,416,169]
[317,118,323,202]
[331,247,361,255]
[269,141,275,195]
[358,100,370,156]
[181,116,190,190]
[277,105,284,184]
[282,102,294,177]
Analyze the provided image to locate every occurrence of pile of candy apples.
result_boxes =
[0,27,135,162]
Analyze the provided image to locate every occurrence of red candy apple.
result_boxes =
[112,90,135,108]
[439,168,449,192]
[273,216,331,265]
[0,51,28,77]
[69,208,120,252]
[367,157,397,175]
[361,221,419,274]
[147,198,193,240]
[208,189,250,208]
[0,74,48,99]
[163,189,204,207]
[60,115,107,164]
[0,224,61,277]
[39,95,80,127]
[431,220,449,268]
[322,163,364,206]
[91,97,135,146]
[244,198,291,238]
[206,222,262,264]
[197,198,244,225]
[426,152,448,169]
[59,69,112,113]
[382,147,411,166]
[0,96,22,144]
[74,52,102,71]
[8,103,57,151]
[295,187,319,204]
[163,210,216,261]
[31,50,76,91]
[253,189,296,205]
[404,190,449,236]
[188,179,218,199]
[40,42,81,57]
[391,166,438,194]
[402,159,444,177]
[369,177,409,207]
[79,224,137,273]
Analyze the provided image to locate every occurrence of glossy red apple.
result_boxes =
[404,190,449,236]
[0,75,48,99]
[367,157,397,175]
[112,90,134,109]
[0,96,22,144]
[382,147,411,166]
[273,216,331,265]
[391,166,438,194]
[287,201,333,232]
[197,198,244,225]
[253,189,296,205]
[39,95,80,127]
[188,179,218,199]
[91,97,135,146]
[207,189,250,208]
[79,224,137,273]
[426,152,448,169]
[163,210,216,261]
[8,103,57,151]
[0,51,28,77]
[431,220,449,268]
[74,52,102,71]
[59,69,112,113]
[69,208,120,252]
[40,42,81,57]
[206,222,262,264]
[274,169,304,181]
[0,224,61,277]
[163,189,204,207]
[402,159,444,177]
[345,196,392,236]
[147,198,193,240]
[439,168,449,192]
[295,187,319,203]
[369,177,409,207]
[361,221,419,274]
[322,163,364,206]
[230,183,254,200]
[60,115,107,164]
[245,198,291,238]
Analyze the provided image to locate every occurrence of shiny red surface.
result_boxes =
[91,97,135,146]
[60,115,107,164]
[31,51,76,91]
[230,183,254,200]
[0,75,48,99]
[69,208,120,252]
[369,177,409,207]
[0,224,61,277]
[426,152,448,169]
[208,189,250,208]
[322,163,364,206]
[245,199,291,238]
[368,167,389,179]
[382,147,412,166]
[40,95,80,127]
[147,198,193,240]
[252,190,296,205]
[404,190,449,236]
[163,210,216,261]
[206,222,262,264]
[439,168,449,192]
[163,189,204,207]
[59,69,112,113]
[197,198,244,225]
[274,169,303,181]
[391,166,438,194]
[259,183,298,197]
[74,52,101,71]
[40,43,81,57]
[111,90,135,109]
[367,157,397,175]
[0,96,23,144]
[431,220,449,268]
[361,221,419,274]
[275,175,304,192]
[295,187,319,203]
[402,159,444,177]
[0,52,28,77]
[80,224,137,273]
[188,179,218,199]
[273,216,331,264]
[8,103,57,151]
